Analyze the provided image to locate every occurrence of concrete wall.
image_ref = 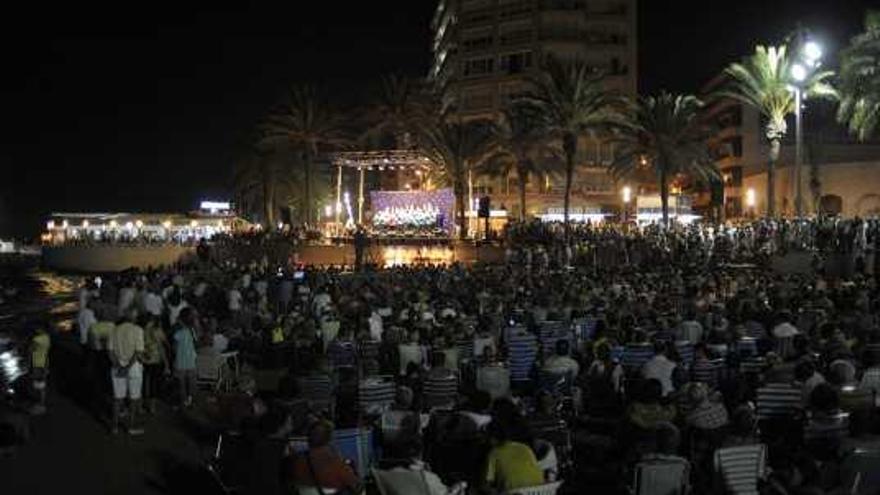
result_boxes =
[43,245,195,273]
[743,160,880,217]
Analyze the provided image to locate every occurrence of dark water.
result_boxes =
[0,258,81,336]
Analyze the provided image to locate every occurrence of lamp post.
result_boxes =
[790,38,822,218]
[621,185,632,223]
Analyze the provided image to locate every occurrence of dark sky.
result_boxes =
[1,0,877,238]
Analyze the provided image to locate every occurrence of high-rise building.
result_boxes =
[429,0,638,219]
[431,0,637,116]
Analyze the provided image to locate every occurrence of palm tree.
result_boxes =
[720,45,834,217]
[232,135,298,227]
[479,105,560,220]
[362,74,435,148]
[610,92,720,227]
[417,118,494,239]
[519,56,623,234]
[837,11,880,141]
[263,85,350,225]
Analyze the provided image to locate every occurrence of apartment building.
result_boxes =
[429,0,637,218]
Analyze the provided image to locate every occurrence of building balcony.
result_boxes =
[540,0,587,12]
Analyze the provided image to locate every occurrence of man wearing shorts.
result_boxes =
[107,309,145,435]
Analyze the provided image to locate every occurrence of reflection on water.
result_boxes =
[35,272,81,332]
[0,268,81,333]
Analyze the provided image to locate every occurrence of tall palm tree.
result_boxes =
[362,74,435,149]
[610,92,720,227]
[417,118,494,239]
[264,85,350,225]
[720,45,834,217]
[519,56,623,234]
[837,11,880,141]
[233,135,298,227]
[479,105,560,220]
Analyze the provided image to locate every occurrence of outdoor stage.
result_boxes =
[297,241,504,267]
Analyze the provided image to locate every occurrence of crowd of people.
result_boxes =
[5,217,880,494]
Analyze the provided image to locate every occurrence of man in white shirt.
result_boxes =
[676,312,703,343]
[107,309,145,435]
[117,280,137,317]
[141,286,164,318]
[542,339,580,378]
[369,310,384,342]
[772,312,800,338]
[641,342,677,397]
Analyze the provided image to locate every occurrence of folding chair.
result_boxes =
[632,456,690,495]
[358,377,395,417]
[531,419,574,474]
[572,316,597,345]
[774,336,795,360]
[691,359,723,389]
[196,351,233,392]
[423,374,458,411]
[621,343,654,376]
[289,427,376,480]
[507,331,538,385]
[539,321,570,356]
[755,383,802,421]
[300,374,334,417]
[713,444,767,495]
[674,341,695,369]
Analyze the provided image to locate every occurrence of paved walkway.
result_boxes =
[0,340,209,495]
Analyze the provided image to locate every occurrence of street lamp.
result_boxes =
[790,37,822,218]
[745,187,756,218]
[621,186,632,223]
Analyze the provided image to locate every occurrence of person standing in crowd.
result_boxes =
[77,299,97,346]
[141,314,170,415]
[107,309,145,434]
[29,320,51,415]
[173,308,198,408]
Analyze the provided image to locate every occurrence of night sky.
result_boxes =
[1,1,877,238]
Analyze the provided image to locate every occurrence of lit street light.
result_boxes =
[790,35,822,218]
[790,63,807,82]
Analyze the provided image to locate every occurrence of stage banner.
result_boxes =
[370,189,455,233]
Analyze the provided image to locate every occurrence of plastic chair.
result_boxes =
[713,444,767,495]
[289,428,375,480]
[505,480,563,495]
[632,456,690,495]
[196,351,232,392]
[358,378,395,416]
[372,466,466,495]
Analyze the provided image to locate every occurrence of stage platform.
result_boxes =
[297,241,504,267]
